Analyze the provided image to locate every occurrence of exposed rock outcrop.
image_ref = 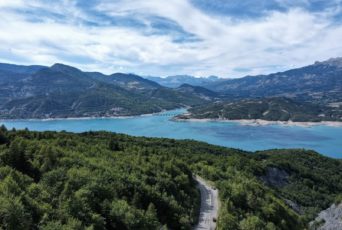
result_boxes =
[260,167,289,188]
[309,203,342,230]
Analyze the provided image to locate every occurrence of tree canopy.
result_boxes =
[0,128,341,229]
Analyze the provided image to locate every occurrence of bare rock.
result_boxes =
[309,203,342,230]
[260,167,289,188]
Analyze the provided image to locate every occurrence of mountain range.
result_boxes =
[145,75,220,88]
[0,57,341,119]
[206,58,342,105]
[0,63,211,119]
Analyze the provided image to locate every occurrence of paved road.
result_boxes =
[194,176,219,230]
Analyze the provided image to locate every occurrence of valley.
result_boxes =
[0,63,207,119]
[0,58,341,230]
[1,1,342,229]
[2,108,342,158]
[1,58,341,123]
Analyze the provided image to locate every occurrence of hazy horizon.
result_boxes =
[2,56,341,79]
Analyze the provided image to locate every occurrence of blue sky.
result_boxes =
[0,0,341,77]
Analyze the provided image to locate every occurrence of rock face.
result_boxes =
[284,199,302,214]
[260,167,289,188]
[309,203,342,230]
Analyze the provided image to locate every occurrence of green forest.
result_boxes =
[177,97,342,122]
[0,126,341,229]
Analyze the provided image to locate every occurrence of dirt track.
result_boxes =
[194,176,219,230]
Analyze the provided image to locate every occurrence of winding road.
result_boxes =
[194,176,219,230]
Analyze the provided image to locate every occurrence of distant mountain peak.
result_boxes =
[145,75,222,88]
[205,57,342,104]
[110,72,161,88]
[176,83,219,99]
[207,75,220,80]
[0,62,208,119]
[49,63,88,79]
[110,72,141,78]
[179,83,194,88]
[314,57,342,68]
[50,63,69,68]
[50,63,82,72]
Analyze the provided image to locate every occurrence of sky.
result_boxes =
[0,0,342,78]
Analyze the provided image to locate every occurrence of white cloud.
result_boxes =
[0,0,341,77]
[0,0,24,8]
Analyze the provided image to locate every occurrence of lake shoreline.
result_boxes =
[1,108,341,158]
[2,109,342,127]
[173,117,342,127]
[0,109,176,122]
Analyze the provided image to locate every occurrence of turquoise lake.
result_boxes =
[1,109,341,158]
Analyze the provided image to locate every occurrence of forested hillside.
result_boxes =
[1,57,342,120]
[0,127,341,229]
[205,58,342,105]
[0,63,207,119]
[175,97,342,122]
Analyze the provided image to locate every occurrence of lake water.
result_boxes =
[1,109,341,158]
